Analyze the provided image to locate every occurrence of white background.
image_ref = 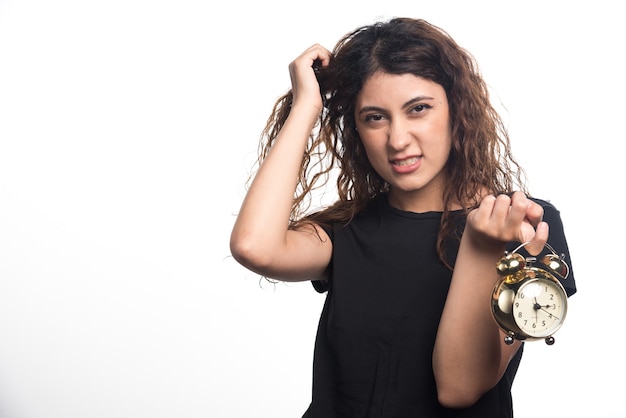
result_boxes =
[0,1,623,417]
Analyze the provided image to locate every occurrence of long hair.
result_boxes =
[253,18,527,268]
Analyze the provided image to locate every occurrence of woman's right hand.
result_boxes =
[288,44,332,115]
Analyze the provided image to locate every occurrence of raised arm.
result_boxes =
[230,44,333,282]
[432,192,549,408]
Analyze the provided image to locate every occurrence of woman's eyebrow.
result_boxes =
[357,105,385,115]
[402,95,436,109]
[357,95,436,115]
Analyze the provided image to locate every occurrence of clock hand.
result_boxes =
[538,307,561,321]
[533,298,539,323]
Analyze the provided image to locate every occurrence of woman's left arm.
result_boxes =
[432,192,548,408]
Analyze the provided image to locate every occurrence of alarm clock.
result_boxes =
[491,242,570,345]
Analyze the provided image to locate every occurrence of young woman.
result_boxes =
[230,17,576,417]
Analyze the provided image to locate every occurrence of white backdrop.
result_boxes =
[1,1,623,417]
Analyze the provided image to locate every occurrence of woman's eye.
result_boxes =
[411,104,431,113]
[364,114,385,122]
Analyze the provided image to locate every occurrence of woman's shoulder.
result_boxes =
[529,196,560,213]
[526,197,565,229]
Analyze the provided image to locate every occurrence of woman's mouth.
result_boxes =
[391,156,421,173]
[393,156,420,167]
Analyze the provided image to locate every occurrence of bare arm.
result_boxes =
[230,45,333,282]
[432,192,548,408]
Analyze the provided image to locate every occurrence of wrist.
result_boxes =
[461,227,507,259]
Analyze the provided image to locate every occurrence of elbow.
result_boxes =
[432,347,504,409]
[433,359,482,409]
[230,232,272,273]
[436,384,482,409]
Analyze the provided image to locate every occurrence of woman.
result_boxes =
[230,17,576,417]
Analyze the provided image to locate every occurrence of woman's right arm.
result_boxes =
[229,44,333,282]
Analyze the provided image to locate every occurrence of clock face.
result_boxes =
[512,278,567,338]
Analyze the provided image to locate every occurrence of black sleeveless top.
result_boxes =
[303,196,576,418]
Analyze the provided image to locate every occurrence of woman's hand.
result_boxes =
[288,44,332,115]
[465,191,549,255]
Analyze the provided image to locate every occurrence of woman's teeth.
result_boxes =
[394,157,419,166]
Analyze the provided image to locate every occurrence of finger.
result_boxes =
[506,192,529,223]
[309,44,332,68]
[524,221,549,255]
[469,194,496,226]
[523,199,544,228]
[491,193,514,222]
[297,44,332,69]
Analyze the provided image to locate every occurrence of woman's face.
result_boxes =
[354,71,452,212]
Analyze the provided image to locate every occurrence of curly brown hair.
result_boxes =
[253,17,527,268]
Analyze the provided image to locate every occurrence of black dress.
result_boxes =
[303,195,576,418]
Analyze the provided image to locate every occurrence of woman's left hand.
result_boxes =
[465,191,548,255]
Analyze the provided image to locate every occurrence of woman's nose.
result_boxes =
[388,119,411,150]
